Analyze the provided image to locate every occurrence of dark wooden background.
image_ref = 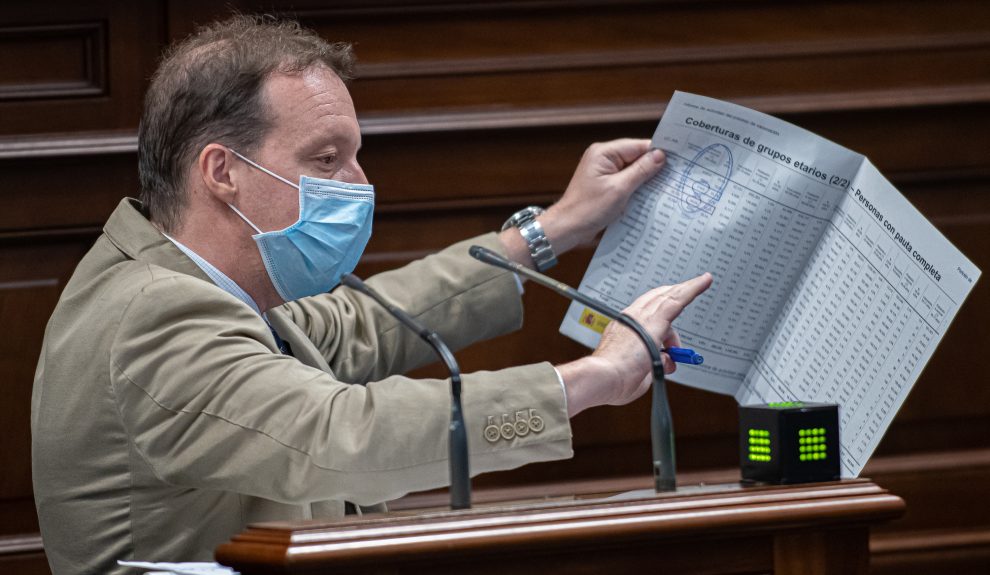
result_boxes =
[1,1,987,573]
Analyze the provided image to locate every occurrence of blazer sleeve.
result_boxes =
[109,272,571,506]
[279,232,524,383]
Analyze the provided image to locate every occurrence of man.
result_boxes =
[31,15,711,575]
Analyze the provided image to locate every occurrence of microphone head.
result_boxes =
[469,245,508,268]
[468,245,489,261]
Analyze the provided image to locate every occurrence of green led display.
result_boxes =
[767,401,804,408]
[747,429,771,462]
[740,402,839,483]
[797,427,827,462]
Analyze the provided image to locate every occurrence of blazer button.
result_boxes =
[484,416,500,443]
[514,418,530,437]
[529,413,545,433]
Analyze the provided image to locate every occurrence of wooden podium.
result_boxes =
[216,479,903,574]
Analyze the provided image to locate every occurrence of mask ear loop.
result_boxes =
[226,148,300,234]
[226,202,264,234]
[228,149,298,189]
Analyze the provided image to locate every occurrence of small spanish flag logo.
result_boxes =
[579,308,611,334]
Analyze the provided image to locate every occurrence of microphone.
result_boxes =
[469,244,680,492]
[340,274,471,509]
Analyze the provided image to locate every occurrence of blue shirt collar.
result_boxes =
[162,233,262,316]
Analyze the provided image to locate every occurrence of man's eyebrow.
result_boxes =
[304,132,360,155]
[298,133,341,153]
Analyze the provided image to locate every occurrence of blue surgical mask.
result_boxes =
[227,150,374,302]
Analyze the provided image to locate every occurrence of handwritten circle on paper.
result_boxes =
[678,143,733,218]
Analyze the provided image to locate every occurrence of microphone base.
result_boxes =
[654,475,677,493]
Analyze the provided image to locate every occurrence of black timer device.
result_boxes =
[740,402,840,484]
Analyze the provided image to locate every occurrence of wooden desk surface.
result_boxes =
[216,478,904,575]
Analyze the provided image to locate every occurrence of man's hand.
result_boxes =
[499,139,665,268]
[557,272,713,417]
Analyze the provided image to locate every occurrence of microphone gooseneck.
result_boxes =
[469,245,677,493]
[340,274,471,509]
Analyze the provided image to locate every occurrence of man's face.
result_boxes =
[234,64,366,232]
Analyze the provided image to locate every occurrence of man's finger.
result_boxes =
[654,278,711,324]
[666,272,713,304]
[662,353,676,375]
[643,272,713,321]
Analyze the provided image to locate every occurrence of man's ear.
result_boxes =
[197,144,238,203]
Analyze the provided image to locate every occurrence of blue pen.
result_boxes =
[667,347,704,365]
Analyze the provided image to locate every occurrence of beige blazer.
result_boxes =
[32,199,571,575]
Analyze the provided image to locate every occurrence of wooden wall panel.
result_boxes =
[0,152,138,232]
[309,1,990,112]
[0,1,987,574]
[0,22,106,101]
[0,1,162,135]
[868,449,990,575]
[168,0,990,117]
[0,238,99,536]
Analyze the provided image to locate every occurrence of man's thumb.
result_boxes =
[615,148,665,191]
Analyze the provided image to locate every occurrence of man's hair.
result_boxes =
[138,14,355,232]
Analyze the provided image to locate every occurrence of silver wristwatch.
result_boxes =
[501,206,558,272]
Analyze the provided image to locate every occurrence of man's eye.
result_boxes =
[320,154,337,165]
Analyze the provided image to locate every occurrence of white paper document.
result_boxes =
[561,91,981,477]
[118,561,238,575]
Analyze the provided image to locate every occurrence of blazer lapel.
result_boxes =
[106,198,334,374]
[103,198,213,284]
